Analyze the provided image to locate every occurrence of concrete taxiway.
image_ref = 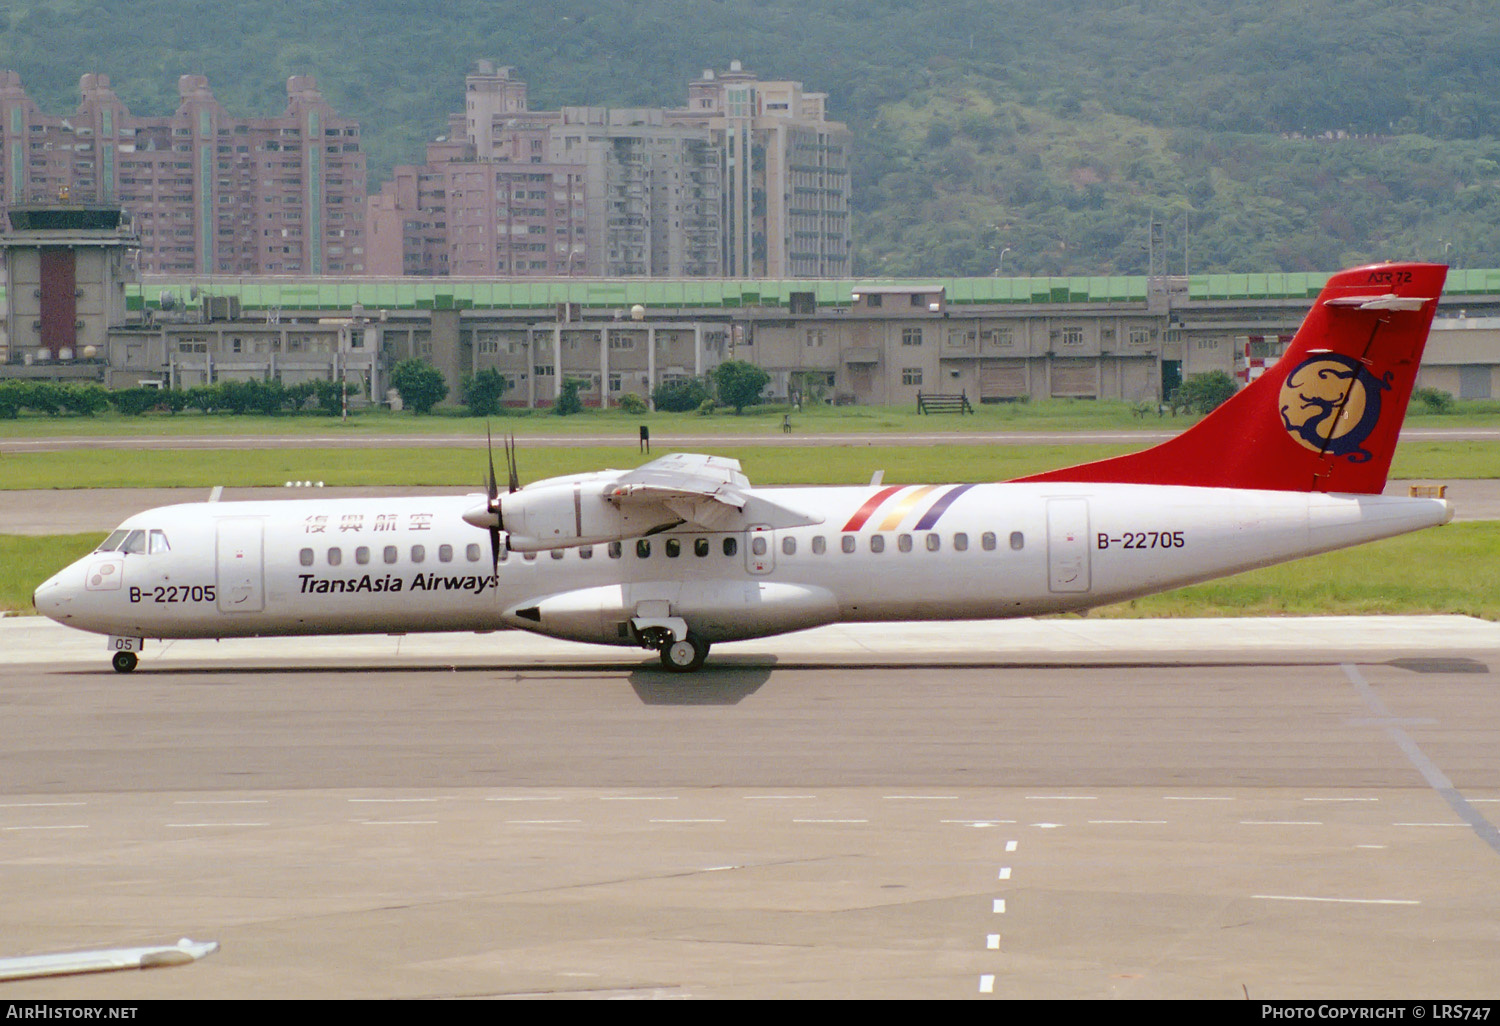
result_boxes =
[2,616,1500,999]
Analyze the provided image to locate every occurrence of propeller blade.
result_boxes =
[507,433,520,494]
[486,424,499,506]
[485,424,502,575]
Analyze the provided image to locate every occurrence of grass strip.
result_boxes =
[0,440,1494,490]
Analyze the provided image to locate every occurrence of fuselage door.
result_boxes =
[216,517,265,613]
[1046,497,1091,593]
[745,524,774,575]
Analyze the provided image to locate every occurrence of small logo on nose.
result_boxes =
[85,559,123,591]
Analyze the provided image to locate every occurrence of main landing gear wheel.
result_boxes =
[111,651,138,674]
[660,632,710,673]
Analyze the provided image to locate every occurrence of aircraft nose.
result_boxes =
[32,569,75,622]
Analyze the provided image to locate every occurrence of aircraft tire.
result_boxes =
[660,632,709,673]
[111,651,138,674]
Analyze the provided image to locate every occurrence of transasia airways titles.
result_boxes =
[34,263,1455,674]
[296,572,500,596]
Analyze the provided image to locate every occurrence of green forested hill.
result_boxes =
[4,0,1498,275]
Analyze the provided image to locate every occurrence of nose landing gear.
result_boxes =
[111,651,138,673]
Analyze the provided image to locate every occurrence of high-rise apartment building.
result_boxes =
[677,61,851,278]
[0,72,366,275]
[367,61,850,278]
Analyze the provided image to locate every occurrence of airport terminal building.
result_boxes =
[4,247,1500,410]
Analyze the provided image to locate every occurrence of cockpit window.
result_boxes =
[120,530,147,554]
[149,530,170,554]
[95,530,129,552]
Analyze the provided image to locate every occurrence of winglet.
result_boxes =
[1015,262,1447,494]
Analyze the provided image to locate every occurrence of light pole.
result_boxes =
[993,246,1011,276]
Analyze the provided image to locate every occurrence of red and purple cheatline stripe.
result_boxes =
[840,483,978,533]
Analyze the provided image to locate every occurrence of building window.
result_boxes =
[902,327,922,346]
[902,367,923,386]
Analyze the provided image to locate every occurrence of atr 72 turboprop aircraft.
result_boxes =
[35,262,1454,674]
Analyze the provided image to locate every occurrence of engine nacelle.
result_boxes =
[480,479,679,552]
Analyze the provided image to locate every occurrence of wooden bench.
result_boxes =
[916,391,974,415]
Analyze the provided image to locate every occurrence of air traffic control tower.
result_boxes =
[0,203,137,372]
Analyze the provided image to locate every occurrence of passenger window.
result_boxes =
[870,535,885,553]
[384,545,398,564]
[694,538,710,557]
[121,530,147,554]
[550,549,565,560]
[149,530,171,554]
[812,536,826,555]
[751,536,767,556]
[299,547,314,567]
[327,547,342,566]
[636,539,651,559]
[1010,531,1025,551]
[523,552,537,562]
[356,546,371,565]
[897,534,912,553]
[722,537,737,557]
[841,535,856,554]
[666,539,681,558]
[981,532,997,551]
[96,530,129,552]
[579,545,593,560]
[466,544,481,562]
[608,541,622,559]
[782,537,796,556]
[411,545,425,563]
[953,533,968,552]
[438,544,453,563]
[926,533,940,552]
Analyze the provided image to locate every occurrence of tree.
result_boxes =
[460,368,507,417]
[652,377,712,412]
[554,376,584,416]
[390,358,448,414]
[311,379,354,416]
[712,360,771,414]
[1172,371,1237,415]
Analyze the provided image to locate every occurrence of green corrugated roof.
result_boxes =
[113,269,1500,316]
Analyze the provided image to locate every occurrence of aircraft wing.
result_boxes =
[606,453,819,532]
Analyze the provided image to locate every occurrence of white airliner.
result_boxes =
[34,262,1453,674]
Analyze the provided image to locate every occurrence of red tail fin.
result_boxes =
[1016,262,1447,494]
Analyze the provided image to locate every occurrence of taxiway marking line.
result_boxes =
[1254,895,1419,906]
[1343,663,1500,860]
